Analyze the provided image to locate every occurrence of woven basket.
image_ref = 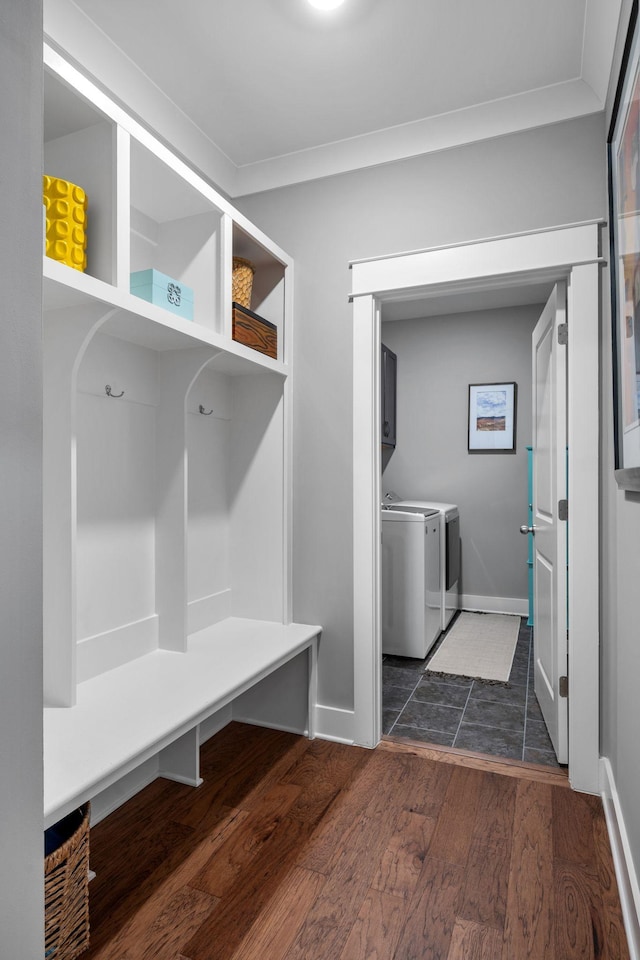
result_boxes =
[45,803,91,960]
[232,257,255,309]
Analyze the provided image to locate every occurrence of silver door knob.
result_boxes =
[520,524,535,535]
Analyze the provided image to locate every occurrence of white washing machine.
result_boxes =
[381,507,441,658]
[383,493,461,631]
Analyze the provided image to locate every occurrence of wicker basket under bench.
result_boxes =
[45,803,91,959]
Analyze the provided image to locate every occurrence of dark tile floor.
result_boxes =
[383,615,563,768]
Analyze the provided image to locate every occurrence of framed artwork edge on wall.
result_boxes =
[467,381,517,454]
[608,0,640,491]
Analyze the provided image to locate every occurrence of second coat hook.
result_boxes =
[199,404,213,415]
[105,384,125,398]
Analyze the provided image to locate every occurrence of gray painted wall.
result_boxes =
[237,113,606,710]
[0,0,44,952]
[381,304,540,604]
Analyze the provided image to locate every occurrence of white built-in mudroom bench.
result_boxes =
[42,46,320,830]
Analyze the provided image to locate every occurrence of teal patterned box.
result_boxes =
[130,269,194,321]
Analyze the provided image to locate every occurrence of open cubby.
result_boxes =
[44,68,117,286]
[233,223,287,359]
[130,138,225,331]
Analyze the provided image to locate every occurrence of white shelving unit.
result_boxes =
[42,45,318,828]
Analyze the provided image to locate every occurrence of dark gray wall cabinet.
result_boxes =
[381,343,397,447]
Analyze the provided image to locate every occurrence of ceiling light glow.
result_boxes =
[308,0,346,10]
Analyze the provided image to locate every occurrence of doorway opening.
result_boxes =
[379,281,568,769]
[379,286,556,765]
[351,222,602,792]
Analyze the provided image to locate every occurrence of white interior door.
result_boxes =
[531,281,568,764]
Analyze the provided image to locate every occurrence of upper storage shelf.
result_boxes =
[42,257,287,375]
[232,223,287,338]
[44,64,116,286]
[43,44,292,369]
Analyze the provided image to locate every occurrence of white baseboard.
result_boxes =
[314,704,355,744]
[89,757,160,827]
[77,615,158,683]
[235,718,309,737]
[199,706,233,745]
[600,757,640,960]
[159,771,204,787]
[461,595,528,617]
[187,589,231,636]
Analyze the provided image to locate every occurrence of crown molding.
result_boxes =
[234,79,602,196]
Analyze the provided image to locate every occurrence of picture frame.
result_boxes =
[608,0,640,490]
[468,382,517,453]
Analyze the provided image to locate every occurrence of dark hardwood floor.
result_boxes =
[80,722,629,960]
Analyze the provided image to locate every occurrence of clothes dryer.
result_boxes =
[383,493,461,630]
[381,508,441,658]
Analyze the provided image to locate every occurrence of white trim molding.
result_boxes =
[235,79,601,196]
[601,757,640,960]
[461,596,529,617]
[351,222,601,793]
[314,705,356,745]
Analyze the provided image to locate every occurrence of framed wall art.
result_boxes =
[468,382,517,453]
[609,0,640,490]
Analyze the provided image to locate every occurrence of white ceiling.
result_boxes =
[47,0,623,195]
[69,0,588,165]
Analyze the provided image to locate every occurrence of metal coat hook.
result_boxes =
[199,404,213,416]
[105,384,125,398]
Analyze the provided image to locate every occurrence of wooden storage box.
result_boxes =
[232,302,277,359]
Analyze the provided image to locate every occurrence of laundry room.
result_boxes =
[379,291,562,764]
[381,299,541,611]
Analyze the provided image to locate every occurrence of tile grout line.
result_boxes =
[413,651,470,746]
[452,716,526,734]
[451,681,474,748]
[387,668,427,736]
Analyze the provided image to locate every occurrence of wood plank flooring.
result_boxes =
[80,723,629,960]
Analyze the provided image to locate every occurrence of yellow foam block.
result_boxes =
[43,175,87,272]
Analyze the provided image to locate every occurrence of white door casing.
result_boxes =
[351,221,601,793]
[531,282,568,763]
[353,294,382,749]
